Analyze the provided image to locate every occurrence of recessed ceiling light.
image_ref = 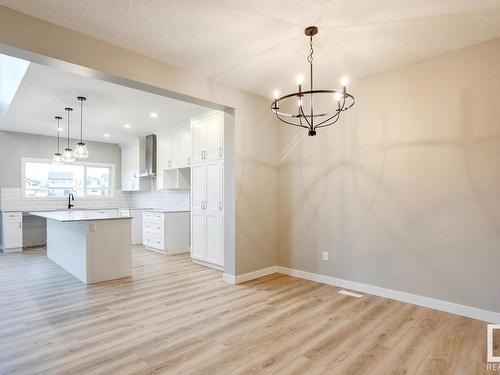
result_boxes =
[57,127,64,132]
[124,123,131,129]
[103,133,110,138]
[150,112,158,118]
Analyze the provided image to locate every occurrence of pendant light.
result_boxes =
[62,107,75,162]
[74,96,89,159]
[52,116,63,164]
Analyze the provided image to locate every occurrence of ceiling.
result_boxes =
[0,62,203,143]
[1,1,500,99]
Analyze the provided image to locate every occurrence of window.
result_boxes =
[22,158,114,199]
[86,167,111,196]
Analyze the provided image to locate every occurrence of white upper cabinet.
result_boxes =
[191,111,223,164]
[156,129,192,190]
[157,130,191,170]
[191,119,205,164]
[205,115,223,161]
[120,139,150,191]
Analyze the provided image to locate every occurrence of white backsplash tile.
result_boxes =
[0,188,129,211]
[127,189,190,211]
[0,187,189,212]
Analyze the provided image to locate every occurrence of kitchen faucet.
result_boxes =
[68,193,75,209]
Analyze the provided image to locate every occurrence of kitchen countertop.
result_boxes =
[148,209,190,213]
[1,208,154,213]
[29,211,133,222]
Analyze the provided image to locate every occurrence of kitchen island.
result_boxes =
[29,210,133,284]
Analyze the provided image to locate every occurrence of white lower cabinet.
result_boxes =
[143,211,190,254]
[190,159,224,268]
[1,212,23,252]
[118,209,144,245]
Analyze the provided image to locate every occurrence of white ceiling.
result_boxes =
[0,62,203,143]
[2,1,500,98]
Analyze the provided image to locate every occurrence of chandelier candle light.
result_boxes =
[62,107,75,162]
[52,116,63,164]
[74,96,89,159]
[271,26,355,136]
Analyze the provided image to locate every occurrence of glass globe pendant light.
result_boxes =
[52,115,63,164]
[62,107,75,162]
[74,96,89,159]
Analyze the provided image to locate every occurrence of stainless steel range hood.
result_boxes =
[145,134,157,176]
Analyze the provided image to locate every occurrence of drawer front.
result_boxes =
[143,228,163,240]
[143,236,164,250]
[3,212,22,220]
[118,209,130,216]
[143,212,165,220]
[143,221,164,232]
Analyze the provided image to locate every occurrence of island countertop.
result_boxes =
[29,210,133,222]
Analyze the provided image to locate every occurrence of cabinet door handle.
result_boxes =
[219,201,223,210]
[201,151,204,160]
[219,147,223,157]
[200,201,204,209]
[187,157,190,165]
[19,222,22,229]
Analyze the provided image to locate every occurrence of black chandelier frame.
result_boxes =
[271,26,355,136]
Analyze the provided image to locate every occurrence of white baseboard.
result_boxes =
[278,266,500,323]
[222,273,236,284]
[223,266,279,285]
[193,259,224,271]
[222,263,500,323]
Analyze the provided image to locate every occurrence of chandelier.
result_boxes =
[271,26,355,136]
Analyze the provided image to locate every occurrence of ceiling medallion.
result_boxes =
[271,26,355,136]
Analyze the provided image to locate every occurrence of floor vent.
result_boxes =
[338,290,363,298]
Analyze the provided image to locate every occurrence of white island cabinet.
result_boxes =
[1,211,22,252]
[29,211,133,284]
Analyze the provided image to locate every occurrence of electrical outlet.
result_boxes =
[88,224,96,232]
[322,251,328,261]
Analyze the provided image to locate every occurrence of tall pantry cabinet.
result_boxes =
[190,111,224,269]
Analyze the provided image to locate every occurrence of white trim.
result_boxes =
[222,273,236,284]
[278,266,500,323]
[235,266,279,284]
[339,290,363,298]
[222,266,279,285]
[193,258,224,271]
[220,264,500,323]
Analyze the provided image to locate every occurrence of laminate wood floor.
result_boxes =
[0,247,494,374]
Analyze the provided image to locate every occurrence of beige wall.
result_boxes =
[0,6,278,276]
[278,37,500,313]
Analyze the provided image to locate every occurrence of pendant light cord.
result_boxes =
[67,111,70,148]
[64,108,72,149]
[80,99,83,142]
[57,118,60,152]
